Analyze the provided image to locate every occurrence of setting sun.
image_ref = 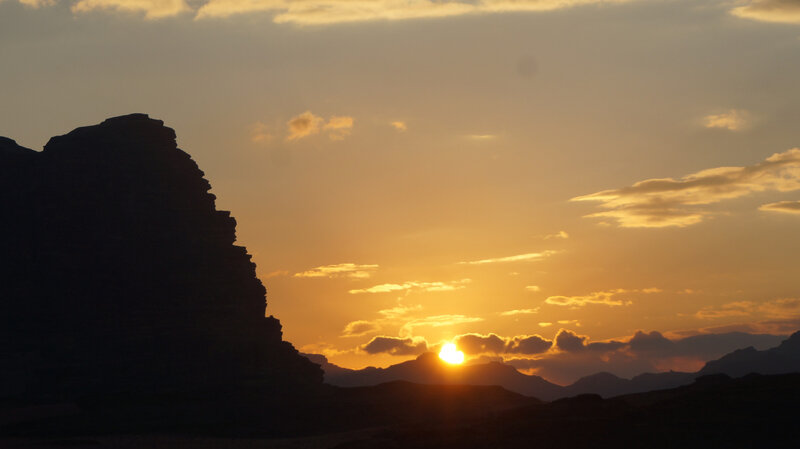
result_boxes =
[439,343,465,365]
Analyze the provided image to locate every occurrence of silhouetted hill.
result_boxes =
[322,352,563,400]
[699,330,800,377]
[330,373,800,449]
[0,114,321,400]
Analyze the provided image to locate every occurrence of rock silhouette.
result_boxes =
[0,114,321,399]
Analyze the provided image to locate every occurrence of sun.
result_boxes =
[438,343,465,365]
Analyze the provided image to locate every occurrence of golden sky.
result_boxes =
[3,0,800,383]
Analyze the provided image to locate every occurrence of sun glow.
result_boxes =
[438,343,465,365]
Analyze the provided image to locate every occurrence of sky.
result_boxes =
[2,0,800,384]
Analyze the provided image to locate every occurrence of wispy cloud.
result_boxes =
[16,0,56,7]
[695,301,755,319]
[573,148,800,228]
[378,304,423,319]
[703,109,751,131]
[27,0,638,22]
[543,230,569,240]
[294,263,378,279]
[390,121,408,132]
[323,115,354,140]
[525,285,541,292]
[460,250,557,265]
[341,320,381,337]
[731,0,800,24]
[72,0,191,19]
[760,200,800,215]
[250,121,273,144]
[696,298,800,320]
[499,308,539,316]
[545,288,659,308]
[196,0,636,24]
[349,279,471,294]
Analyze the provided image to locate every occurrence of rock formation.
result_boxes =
[0,114,321,399]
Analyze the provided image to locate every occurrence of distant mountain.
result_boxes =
[699,330,800,377]
[312,330,800,401]
[318,352,564,400]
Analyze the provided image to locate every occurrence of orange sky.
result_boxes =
[2,0,800,382]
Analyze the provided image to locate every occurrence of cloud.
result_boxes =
[378,304,423,319]
[545,288,655,308]
[695,301,756,319]
[349,279,471,294]
[294,263,378,279]
[525,285,541,292]
[760,200,800,215]
[505,334,553,354]
[460,250,557,265]
[15,0,55,7]
[323,116,354,140]
[544,230,569,240]
[250,121,273,144]
[286,111,324,141]
[453,333,553,355]
[731,0,800,24]
[21,0,637,22]
[391,121,408,132]
[506,329,787,384]
[361,336,428,355]
[342,320,380,337]
[539,322,553,327]
[196,0,635,24]
[72,0,191,19]
[696,298,800,320]
[499,308,539,316]
[263,269,289,278]
[557,319,581,326]
[573,148,800,228]
[703,109,751,131]
[454,333,508,355]
[551,328,625,353]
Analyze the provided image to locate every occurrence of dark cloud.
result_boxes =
[455,333,507,355]
[453,333,553,355]
[505,335,553,355]
[554,329,588,352]
[361,336,428,356]
[507,329,789,384]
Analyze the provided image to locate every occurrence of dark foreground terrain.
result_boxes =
[2,373,799,449]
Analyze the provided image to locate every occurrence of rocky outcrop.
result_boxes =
[0,114,321,399]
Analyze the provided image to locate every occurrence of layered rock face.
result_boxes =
[0,114,321,399]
